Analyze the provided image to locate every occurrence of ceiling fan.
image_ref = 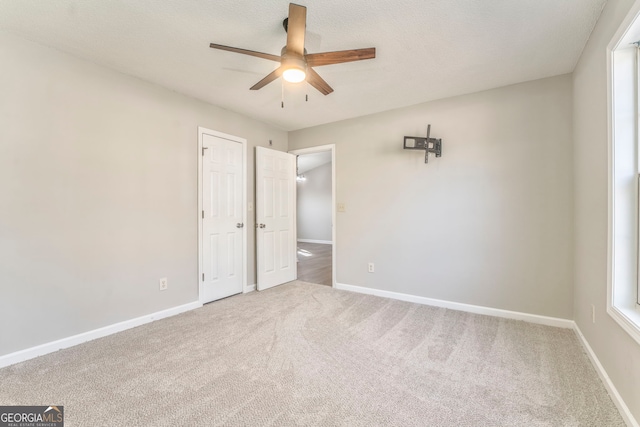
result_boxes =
[209,3,376,95]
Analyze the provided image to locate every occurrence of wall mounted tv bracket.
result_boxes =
[403,124,442,163]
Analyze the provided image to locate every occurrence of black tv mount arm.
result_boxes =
[403,124,442,164]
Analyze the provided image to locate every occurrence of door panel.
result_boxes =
[201,133,244,303]
[256,147,296,290]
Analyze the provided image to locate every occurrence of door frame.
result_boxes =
[197,127,248,304]
[289,144,336,288]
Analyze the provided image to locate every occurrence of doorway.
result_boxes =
[290,145,336,287]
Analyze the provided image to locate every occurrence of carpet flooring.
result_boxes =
[0,282,624,426]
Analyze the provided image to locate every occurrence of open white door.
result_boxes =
[256,146,297,290]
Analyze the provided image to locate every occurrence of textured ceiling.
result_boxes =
[0,0,607,131]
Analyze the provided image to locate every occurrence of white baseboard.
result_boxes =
[244,283,256,293]
[0,301,202,369]
[574,325,639,427]
[297,239,332,245]
[334,282,574,328]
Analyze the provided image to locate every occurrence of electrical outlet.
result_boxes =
[368,262,375,273]
[591,304,595,323]
[337,203,346,212]
[159,277,168,291]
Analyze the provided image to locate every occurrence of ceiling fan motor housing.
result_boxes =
[281,46,307,76]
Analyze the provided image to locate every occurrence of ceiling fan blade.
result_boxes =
[210,43,281,62]
[250,67,284,90]
[286,3,306,56]
[306,68,333,95]
[306,48,376,67]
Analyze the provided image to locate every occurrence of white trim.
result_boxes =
[297,239,332,244]
[198,127,248,304]
[608,305,640,346]
[574,325,640,427]
[0,301,201,369]
[335,282,574,328]
[289,144,336,288]
[244,283,256,293]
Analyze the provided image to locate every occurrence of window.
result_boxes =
[608,1,640,345]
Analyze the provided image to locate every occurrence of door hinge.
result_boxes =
[202,146,208,156]
[202,210,204,219]
[202,273,204,281]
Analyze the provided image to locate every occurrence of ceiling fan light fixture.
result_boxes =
[283,66,306,83]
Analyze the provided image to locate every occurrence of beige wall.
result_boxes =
[573,0,640,421]
[0,32,287,356]
[290,75,574,319]
[297,162,332,242]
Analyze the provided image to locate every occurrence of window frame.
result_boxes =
[607,0,640,346]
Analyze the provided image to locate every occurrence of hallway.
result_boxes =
[297,242,332,286]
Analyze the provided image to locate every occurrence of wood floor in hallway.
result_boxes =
[297,242,332,286]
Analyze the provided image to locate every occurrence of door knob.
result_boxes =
[236,223,244,228]
[259,223,266,228]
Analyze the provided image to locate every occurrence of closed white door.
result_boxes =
[201,132,244,303]
[256,147,297,290]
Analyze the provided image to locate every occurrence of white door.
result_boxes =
[201,132,245,303]
[256,146,297,290]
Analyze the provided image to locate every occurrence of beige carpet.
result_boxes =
[0,282,624,426]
